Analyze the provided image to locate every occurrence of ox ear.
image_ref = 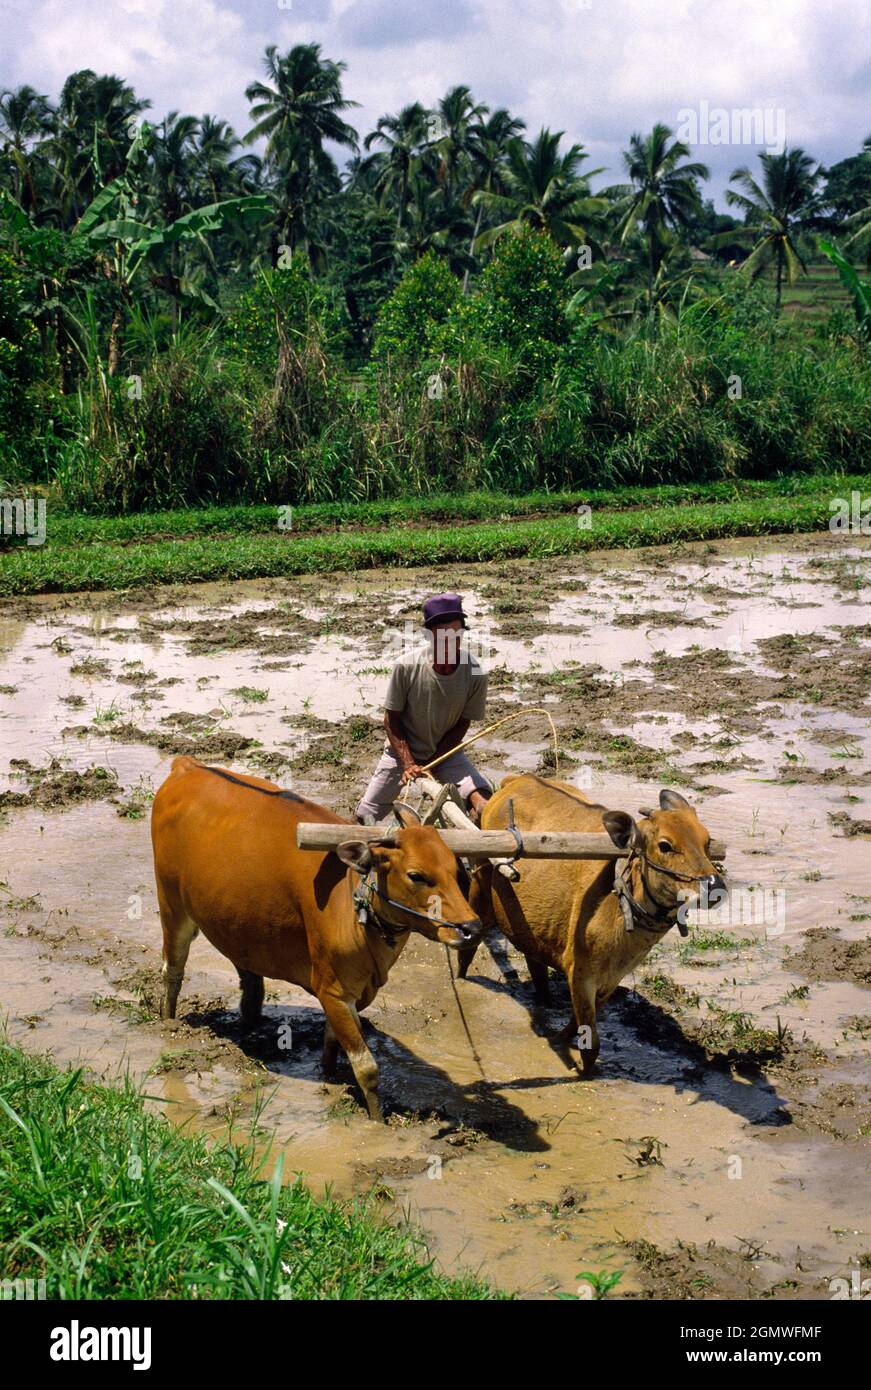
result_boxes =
[335,839,374,873]
[659,789,692,813]
[602,810,641,852]
[392,802,422,829]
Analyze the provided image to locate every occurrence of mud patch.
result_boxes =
[0,757,119,810]
[64,718,258,762]
[829,809,871,837]
[786,929,871,987]
[627,1237,805,1300]
[2,528,870,1300]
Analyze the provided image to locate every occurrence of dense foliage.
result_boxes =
[1,51,869,509]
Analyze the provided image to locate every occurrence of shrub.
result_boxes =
[0,252,40,469]
[225,261,342,376]
[371,252,461,369]
[56,335,252,511]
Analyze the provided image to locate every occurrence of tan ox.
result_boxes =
[151,757,481,1120]
[459,774,725,1072]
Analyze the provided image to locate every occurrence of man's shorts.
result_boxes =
[355,749,492,823]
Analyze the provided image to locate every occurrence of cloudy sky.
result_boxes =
[5,0,870,204]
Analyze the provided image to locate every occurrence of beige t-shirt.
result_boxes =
[384,645,488,760]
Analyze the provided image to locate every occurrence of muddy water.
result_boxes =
[1,530,869,1298]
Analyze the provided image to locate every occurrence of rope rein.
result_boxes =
[399,704,561,803]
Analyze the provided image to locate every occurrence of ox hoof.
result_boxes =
[238,970,264,1029]
[575,1046,599,1077]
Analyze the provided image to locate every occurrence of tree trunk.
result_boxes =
[775,245,784,314]
[107,307,123,377]
[170,243,179,335]
[648,233,656,318]
[463,202,484,294]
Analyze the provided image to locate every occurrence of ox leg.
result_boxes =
[322,1018,339,1077]
[159,902,198,1021]
[527,956,551,1003]
[566,977,600,1075]
[320,996,383,1122]
[458,864,491,980]
[456,940,480,980]
[237,969,264,1029]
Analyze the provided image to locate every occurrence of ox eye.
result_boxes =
[658,840,673,854]
[407,871,429,884]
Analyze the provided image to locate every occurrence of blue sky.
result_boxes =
[5,0,870,206]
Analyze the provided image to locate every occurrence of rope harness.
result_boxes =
[613,847,702,937]
[352,868,470,947]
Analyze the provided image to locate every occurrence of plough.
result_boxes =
[296,774,727,872]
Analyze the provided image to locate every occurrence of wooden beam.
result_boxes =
[297,822,726,861]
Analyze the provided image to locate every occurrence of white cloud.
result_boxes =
[4,0,869,201]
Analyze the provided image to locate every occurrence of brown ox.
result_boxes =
[151,757,481,1120]
[459,774,725,1072]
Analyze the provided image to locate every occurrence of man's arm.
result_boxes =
[384,710,426,784]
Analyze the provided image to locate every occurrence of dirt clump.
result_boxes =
[141,606,324,657]
[63,717,258,762]
[626,1236,809,1300]
[786,929,871,987]
[829,810,871,837]
[0,758,120,810]
[755,628,871,714]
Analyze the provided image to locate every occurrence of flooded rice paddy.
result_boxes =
[1,529,869,1298]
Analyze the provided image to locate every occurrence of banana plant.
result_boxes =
[819,237,871,340]
[72,121,270,367]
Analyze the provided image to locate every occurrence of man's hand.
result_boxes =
[401,762,426,785]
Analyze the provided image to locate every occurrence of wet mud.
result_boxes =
[1,528,869,1299]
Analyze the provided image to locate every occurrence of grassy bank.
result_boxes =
[0,474,866,597]
[0,1044,499,1300]
[16,472,852,545]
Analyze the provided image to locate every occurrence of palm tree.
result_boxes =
[473,128,605,250]
[462,107,525,289]
[609,123,709,305]
[244,44,358,261]
[361,103,430,228]
[49,71,149,225]
[0,85,53,210]
[149,112,200,224]
[393,170,474,271]
[725,147,823,310]
[145,113,202,329]
[842,135,871,259]
[194,116,261,201]
[246,44,358,160]
[430,85,487,206]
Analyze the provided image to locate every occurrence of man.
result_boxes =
[355,592,492,824]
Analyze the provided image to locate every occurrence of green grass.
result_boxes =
[12,473,847,543]
[780,262,851,320]
[0,1044,501,1300]
[1,474,866,597]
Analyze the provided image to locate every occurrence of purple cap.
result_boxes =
[423,592,466,627]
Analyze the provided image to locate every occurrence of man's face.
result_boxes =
[429,619,464,666]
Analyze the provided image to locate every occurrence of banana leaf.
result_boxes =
[819,238,871,336]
